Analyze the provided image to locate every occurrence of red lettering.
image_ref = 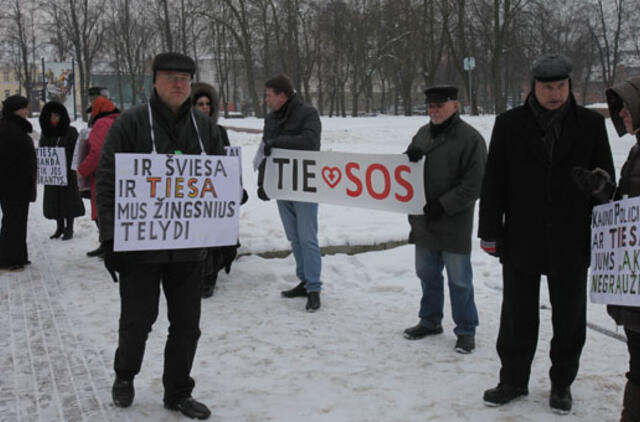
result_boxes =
[146,177,161,197]
[200,178,218,198]
[346,162,362,197]
[394,165,413,202]
[366,163,390,200]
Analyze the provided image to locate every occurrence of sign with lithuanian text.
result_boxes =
[37,147,67,186]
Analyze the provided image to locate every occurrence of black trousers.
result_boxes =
[0,200,29,266]
[114,261,204,404]
[497,263,587,388]
[627,328,640,386]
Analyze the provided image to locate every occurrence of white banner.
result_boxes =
[113,153,240,252]
[590,196,640,306]
[37,147,67,186]
[263,149,425,214]
[71,128,90,171]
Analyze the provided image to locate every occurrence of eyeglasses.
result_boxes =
[159,73,192,84]
[196,101,211,106]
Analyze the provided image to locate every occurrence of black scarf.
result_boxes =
[429,112,458,137]
[526,93,571,160]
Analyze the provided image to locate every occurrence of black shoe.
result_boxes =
[165,397,211,420]
[306,291,321,312]
[550,384,572,414]
[483,383,528,406]
[50,228,64,239]
[403,323,443,340]
[6,264,24,272]
[202,285,214,298]
[112,377,134,408]
[281,281,308,298]
[86,245,105,257]
[62,229,73,240]
[454,335,475,354]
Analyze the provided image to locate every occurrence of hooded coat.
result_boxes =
[38,102,85,219]
[0,112,36,202]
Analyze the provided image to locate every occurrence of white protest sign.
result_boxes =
[71,127,90,171]
[113,153,240,252]
[37,147,67,186]
[263,149,425,214]
[590,196,640,306]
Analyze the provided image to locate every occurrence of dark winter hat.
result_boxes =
[88,86,108,97]
[531,54,573,82]
[424,85,458,103]
[2,94,28,116]
[40,101,71,137]
[152,52,196,82]
[191,82,220,122]
[606,77,640,136]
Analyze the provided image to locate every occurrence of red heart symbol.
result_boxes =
[322,166,342,188]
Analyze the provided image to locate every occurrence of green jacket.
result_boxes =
[407,114,486,254]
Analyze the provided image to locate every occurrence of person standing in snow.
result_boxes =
[403,85,486,355]
[38,101,85,240]
[572,76,640,421]
[257,74,323,312]
[96,52,224,420]
[478,53,615,414]
[0,95,36,271]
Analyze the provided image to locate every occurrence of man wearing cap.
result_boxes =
[0,95,36,271]
[96,52,225,419]
[478,54,615,413]
[403,85,486,354]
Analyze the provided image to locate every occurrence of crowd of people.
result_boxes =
[0,50,639,421]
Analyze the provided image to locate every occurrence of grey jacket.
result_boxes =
[407,114,486,254]
[96,90,225,263]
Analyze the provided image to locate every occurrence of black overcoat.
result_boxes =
[38,102,85,219]
[478,97,615,275]
[0,114,36,202]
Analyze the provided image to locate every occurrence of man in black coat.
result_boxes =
[0,95,36,271]
[478,54,615,413]
[256,74,322,312]
[96,52,224,420]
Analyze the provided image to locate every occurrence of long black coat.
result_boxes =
[0,114,36,202]
[478,97,615,275]
[38,102,85,219]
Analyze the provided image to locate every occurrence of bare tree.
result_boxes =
[588,0,627,88]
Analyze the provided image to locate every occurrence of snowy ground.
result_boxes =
[0,113,635,421]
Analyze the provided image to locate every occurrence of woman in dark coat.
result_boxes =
[0,95,36,271]
[39,102,85,239]
[604,77,640,422]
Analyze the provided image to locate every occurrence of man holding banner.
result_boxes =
[403,85,486,355]
[257,74,323,312]
[96,52,227,420]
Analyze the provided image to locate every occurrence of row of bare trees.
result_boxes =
[0,0,637,118]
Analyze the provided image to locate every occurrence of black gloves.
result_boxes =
[257,187,270,201]
[424,199,444,222]
[241,189,249,205]
[263,139,275,157]
[571,166,615,203]
[103,241,128,282]
[481,239,501,258]
[220,244,239,274]
[406,147,424,162]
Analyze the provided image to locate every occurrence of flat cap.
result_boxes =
[152,52,196,76]
[2,95,28,116]
[88,86,108,97]
[532,54,573,82]
[424,85,458,103]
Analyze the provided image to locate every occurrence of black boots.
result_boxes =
[549,384,572,414]
[403,324,443,340]
[621,380,640,422]
[483,383,528,406]
[50,220,64,239]
[62,223,74,240]
[112,377,134,408]
[51,218,73,240]
[306,291,321,312]
[86,244,105,257]
[165,397,211,420]
[281,281,308,298]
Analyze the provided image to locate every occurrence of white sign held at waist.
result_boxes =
[37,146,67,186]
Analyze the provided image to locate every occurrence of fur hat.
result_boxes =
[424,85,458,103]
[606,77,640,136]
[2,95,29,117]
[152,52,196,81]
[191,82,220,123]
[39,101,71,137]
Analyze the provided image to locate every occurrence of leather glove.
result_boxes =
[405,147,424,162]
[257,186,270,201]
[241,189,249,205]
[263,139,275,157]
[424,199,444,222]
[571,166,611,193]
[219,244,239,274]
[103,241,128,282]
[481,239,501,258]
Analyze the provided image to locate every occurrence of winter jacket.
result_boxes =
[95,89,225,264]
[478,94,615,275]
[258,94,321,188]
[77,111,119,220]
[406,113,486,254]
[0,113,36,202]
[38,102,85,219]
[605,77,640,333]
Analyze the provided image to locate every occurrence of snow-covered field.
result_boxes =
[0,113,634,421]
